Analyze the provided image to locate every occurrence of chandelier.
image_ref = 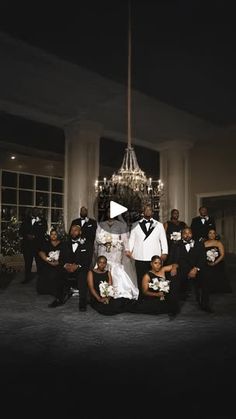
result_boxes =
[94,2,164,221]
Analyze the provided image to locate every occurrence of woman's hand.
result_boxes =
[99,297,109,304]
[125,250,133,259]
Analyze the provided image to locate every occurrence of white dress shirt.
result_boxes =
[72,242,79,252]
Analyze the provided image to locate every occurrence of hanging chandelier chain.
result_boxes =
[94,1,165,220]
[128,0,132,149]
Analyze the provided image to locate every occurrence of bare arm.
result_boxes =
[108,271,112,286]
[214,241,225,265]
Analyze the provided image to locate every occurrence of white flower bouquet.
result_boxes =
[96,231,123,253]
[149,277,170,300]
[206,248,219,263]
[99,281,115,303]
[47,250,60,262]
[170,231,181,241]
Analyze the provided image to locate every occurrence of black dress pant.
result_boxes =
[135,260,151,296]
[65,268,88,308]
[22,240,42,281]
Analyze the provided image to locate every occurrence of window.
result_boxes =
[0,170,64,253]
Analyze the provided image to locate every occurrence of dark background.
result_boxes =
[0,0,235,126]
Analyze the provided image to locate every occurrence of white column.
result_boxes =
[64,121,103,231]
[159,140,193,223]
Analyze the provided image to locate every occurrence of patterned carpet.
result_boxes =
[0,256,236,418]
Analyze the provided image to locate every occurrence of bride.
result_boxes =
[95,212,139,300]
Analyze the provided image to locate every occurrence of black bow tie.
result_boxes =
[183,239,193,244]
[143,219,152,224]
[72,239,80,243]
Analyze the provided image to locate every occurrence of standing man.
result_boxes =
[126,204,168,295]
[59,225,90,311]
[19,207,48,284]
[169,227,211,311]
[191,206,216,242]
[70,206,97,268]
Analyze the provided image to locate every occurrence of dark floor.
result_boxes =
[1,257,236,418]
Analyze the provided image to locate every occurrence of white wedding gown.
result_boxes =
[95,221,139,300]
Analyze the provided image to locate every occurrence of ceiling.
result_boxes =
[0,0,235,126]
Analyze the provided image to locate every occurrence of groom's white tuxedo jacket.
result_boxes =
[128,218,168,261]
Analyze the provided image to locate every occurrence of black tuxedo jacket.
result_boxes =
[19,216,48,249]
[70,217,97,246]
[190,216,216,241]
[59,239,90,272]
[169,240,206,277]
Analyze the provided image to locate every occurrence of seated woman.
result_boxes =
[130,255,179,316]
[36,228,66,306]
[204,229,232,294]
[87,255,134,315]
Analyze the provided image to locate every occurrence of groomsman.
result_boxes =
[58,225,90,311]
[19,207,48,283]
[169,227,212,311]
[126,204,168,294]
[191,206,216,242]
[70,206,97,267]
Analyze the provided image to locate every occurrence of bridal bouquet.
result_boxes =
[96,231,123,253]
[99,281,115,303]
[149,277,170,300]
[206,248,219,263]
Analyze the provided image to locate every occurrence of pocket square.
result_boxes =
[81,249,86,252]
[88,225,92,227]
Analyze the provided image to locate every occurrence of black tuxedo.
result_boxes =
[70,217,97,266]
[59,238,90,308]
[190,216,216,241]
[19,215,48,282]
[169,240,208,304]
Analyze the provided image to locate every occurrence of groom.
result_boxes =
[126,205,168,295]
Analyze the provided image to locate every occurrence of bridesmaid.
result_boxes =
[37,228,62,297]
[87,256,134,315]
[204,229,232,294]
[129,255,179,316]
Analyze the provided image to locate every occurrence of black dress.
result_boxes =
[90,270,133,315]
[131,271,175,314]
[205,246,232,293]
[36,241,62,296]
[166,220,186,254]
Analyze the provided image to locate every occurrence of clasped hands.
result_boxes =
[64,263,80,273]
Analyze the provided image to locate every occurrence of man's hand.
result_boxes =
[64,263,80,273]
[188,267,198,279]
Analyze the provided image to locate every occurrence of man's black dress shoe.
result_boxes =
[79,306,87,312]
[48,299,63,308]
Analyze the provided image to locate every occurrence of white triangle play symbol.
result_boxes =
[110,201,128,218]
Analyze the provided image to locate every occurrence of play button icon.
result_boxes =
[110,201,128,219]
